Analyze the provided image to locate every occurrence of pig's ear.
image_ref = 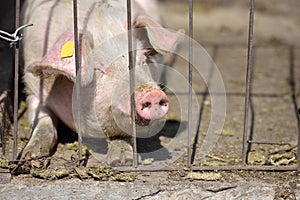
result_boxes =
[27,31,95,86]
[133,16,184,55]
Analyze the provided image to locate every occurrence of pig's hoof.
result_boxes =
[106,139,137,167]
[21,144,50,160]
[20,125,56,164]
[20,143,51,168]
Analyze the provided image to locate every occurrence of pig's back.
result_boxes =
[21,0,90,67]
[21,0,153,68]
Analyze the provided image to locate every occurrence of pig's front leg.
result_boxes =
[106,139,135,166]
[20,95,58,161]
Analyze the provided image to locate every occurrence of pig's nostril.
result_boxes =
[159,99,168,106]
[141,102,151,110]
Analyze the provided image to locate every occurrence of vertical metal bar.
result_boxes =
[127,0,138,167]
[13,0,20,160]
[73,0,82,162]
[187,0,193,167]
[242,0,255,165]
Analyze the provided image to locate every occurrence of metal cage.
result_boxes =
[0,0,299,172]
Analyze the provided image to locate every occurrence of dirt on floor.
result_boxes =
[0,0,300,199]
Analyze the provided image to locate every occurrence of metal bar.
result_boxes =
[201,42,294,48]
[127,0,138,167]
[165,91,288,98]
[116,165,297,172]
[73,0,82,161]
[187,0,193,167]
[248,141,291,146]
[242,0,255,165]
[13,0,20,160]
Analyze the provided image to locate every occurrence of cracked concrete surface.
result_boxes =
[0,178,296,200]
[1,170,299,200]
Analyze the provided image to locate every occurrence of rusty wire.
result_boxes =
[73,0,83,162]
[187,0,194,167]
[13,0,20,161]
[116,164,297,172]
[242,0,255,165]
[127,0,138,167]
[0,24,32,46]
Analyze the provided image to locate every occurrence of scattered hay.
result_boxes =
[215,129,235,137]
[112,173,136,182]
[0,158,14,169]
[269,152,296,166]
[67,141,89,156]
[30,164,136,182]
[87,164,114,181]
[202,161,227,166]
[31,167,71,180]
[186,172,222,181]
[88,164,136,182]
[248,151,266,165]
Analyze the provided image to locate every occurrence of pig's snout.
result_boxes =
[136,89,169,124]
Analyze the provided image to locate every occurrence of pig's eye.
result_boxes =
[141,102,151,110]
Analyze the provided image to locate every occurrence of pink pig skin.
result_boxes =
[20,0,181,166]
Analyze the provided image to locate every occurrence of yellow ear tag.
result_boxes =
[60,41,75,58]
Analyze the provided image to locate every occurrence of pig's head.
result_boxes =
[27,15,183,138]
[94,16,182,137]
[108,61,170,137]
